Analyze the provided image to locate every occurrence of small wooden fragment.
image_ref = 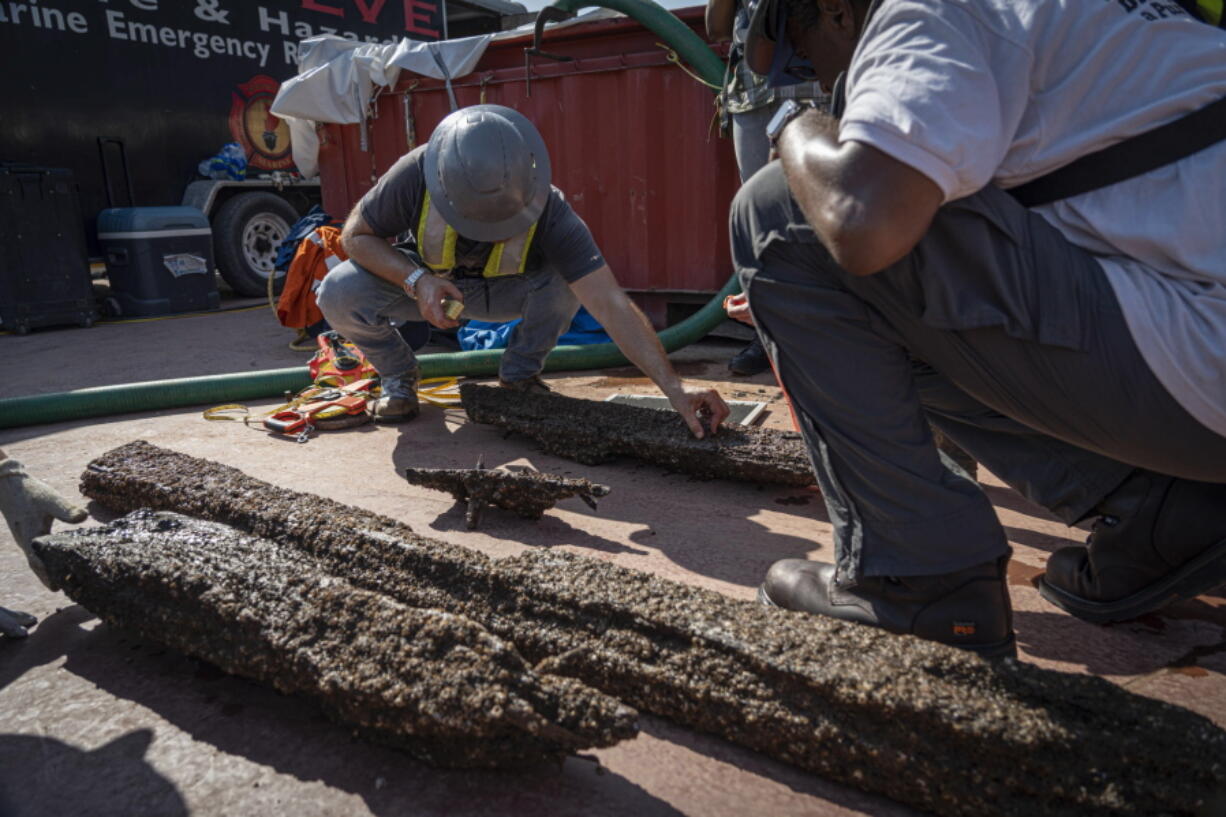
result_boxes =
[404,456,611,529]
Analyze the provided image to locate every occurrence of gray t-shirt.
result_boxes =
[358,145,605,283]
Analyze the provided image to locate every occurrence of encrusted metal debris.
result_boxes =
[459,383,815,487]
[404,457,611,528]
[79,442,1226,816]
[33,509,636,768]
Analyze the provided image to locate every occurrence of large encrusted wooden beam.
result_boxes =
[459,383,816,486]
[33,510,636,768]
[78,442,1226,816]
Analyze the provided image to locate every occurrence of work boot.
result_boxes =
[499,375,552,395]
[371,372,420,424]
[728,336,771,376]
[758,554,1016,659]
[1038,471,1226,623]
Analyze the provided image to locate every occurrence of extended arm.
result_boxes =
[340,209,463,329]
[570,266,730,438]
[777,108,944,276]
[0,448,88,635]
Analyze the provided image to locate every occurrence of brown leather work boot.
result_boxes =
[371,395,419,423]
[728,336,771,376]
[498,375,552,395]
[371,372,420,424]
[758,554,1016,659]
[1038,471,1226,623]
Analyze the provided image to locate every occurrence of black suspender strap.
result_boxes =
[1007,95,1226,208]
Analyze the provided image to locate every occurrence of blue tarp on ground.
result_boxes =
[457,307,611,351]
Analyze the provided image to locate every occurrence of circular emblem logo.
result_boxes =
[230,75,294,171]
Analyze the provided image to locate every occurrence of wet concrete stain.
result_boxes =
[193,661,227,682]
[593,362,710,388]
[34,509,636,769]
[774,495,810,506]
[73,442,1226,816]
[1155,596,1226,630]
[404,462,610,529]
[1165,640,1226,680]
[1132,613,1168,633]
[589,375,652,389]
[460,384,815,487]
[1007,561,1045,589]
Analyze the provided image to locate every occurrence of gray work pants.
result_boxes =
[732,102,782,181]
[317,260,580,384]
[730,161,1226,581]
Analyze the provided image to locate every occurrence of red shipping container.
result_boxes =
[317,7,741,326]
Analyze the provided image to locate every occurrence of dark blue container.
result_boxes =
[98,206,219,316]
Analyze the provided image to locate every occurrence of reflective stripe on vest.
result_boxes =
[308,231,343,269]
[415,190,537,278]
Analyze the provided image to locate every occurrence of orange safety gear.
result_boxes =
[276,226,347,329]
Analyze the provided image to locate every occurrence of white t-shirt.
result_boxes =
[840,0,1226,437]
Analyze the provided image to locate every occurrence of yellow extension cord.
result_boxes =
[203,376,463,431]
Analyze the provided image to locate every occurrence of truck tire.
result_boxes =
[213,192,298,297]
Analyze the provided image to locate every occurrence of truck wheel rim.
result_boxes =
[242,214,290,278]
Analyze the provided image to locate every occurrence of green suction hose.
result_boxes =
[549,0,728,88]
[0,274,739,430]
[0,0,735,431]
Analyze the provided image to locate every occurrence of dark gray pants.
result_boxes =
[730,162,1226,582]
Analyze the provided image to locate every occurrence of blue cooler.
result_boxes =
[98,206,219,316]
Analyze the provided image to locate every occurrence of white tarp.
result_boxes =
[270,33,493,178]
[387,35,492,85]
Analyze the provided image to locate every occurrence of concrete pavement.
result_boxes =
[1,300,1222,816]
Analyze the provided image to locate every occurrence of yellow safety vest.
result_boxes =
[415,191,538,278]
[1199,0,1222,26]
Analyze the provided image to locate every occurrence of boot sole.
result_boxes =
[756,585,1018,661]
[371,412,419,424]
[1037,537,1226,624]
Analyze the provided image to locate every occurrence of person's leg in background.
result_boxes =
[727,101,781,377]
[731,103,780,181]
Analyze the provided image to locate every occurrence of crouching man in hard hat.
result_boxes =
[318,105,729,436]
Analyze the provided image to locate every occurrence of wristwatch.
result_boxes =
[765,99,814,148]
[403,266,428,298]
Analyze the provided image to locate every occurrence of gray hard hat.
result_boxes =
[423,105,552,243]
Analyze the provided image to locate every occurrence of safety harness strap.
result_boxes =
[1008,95,1226,208]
